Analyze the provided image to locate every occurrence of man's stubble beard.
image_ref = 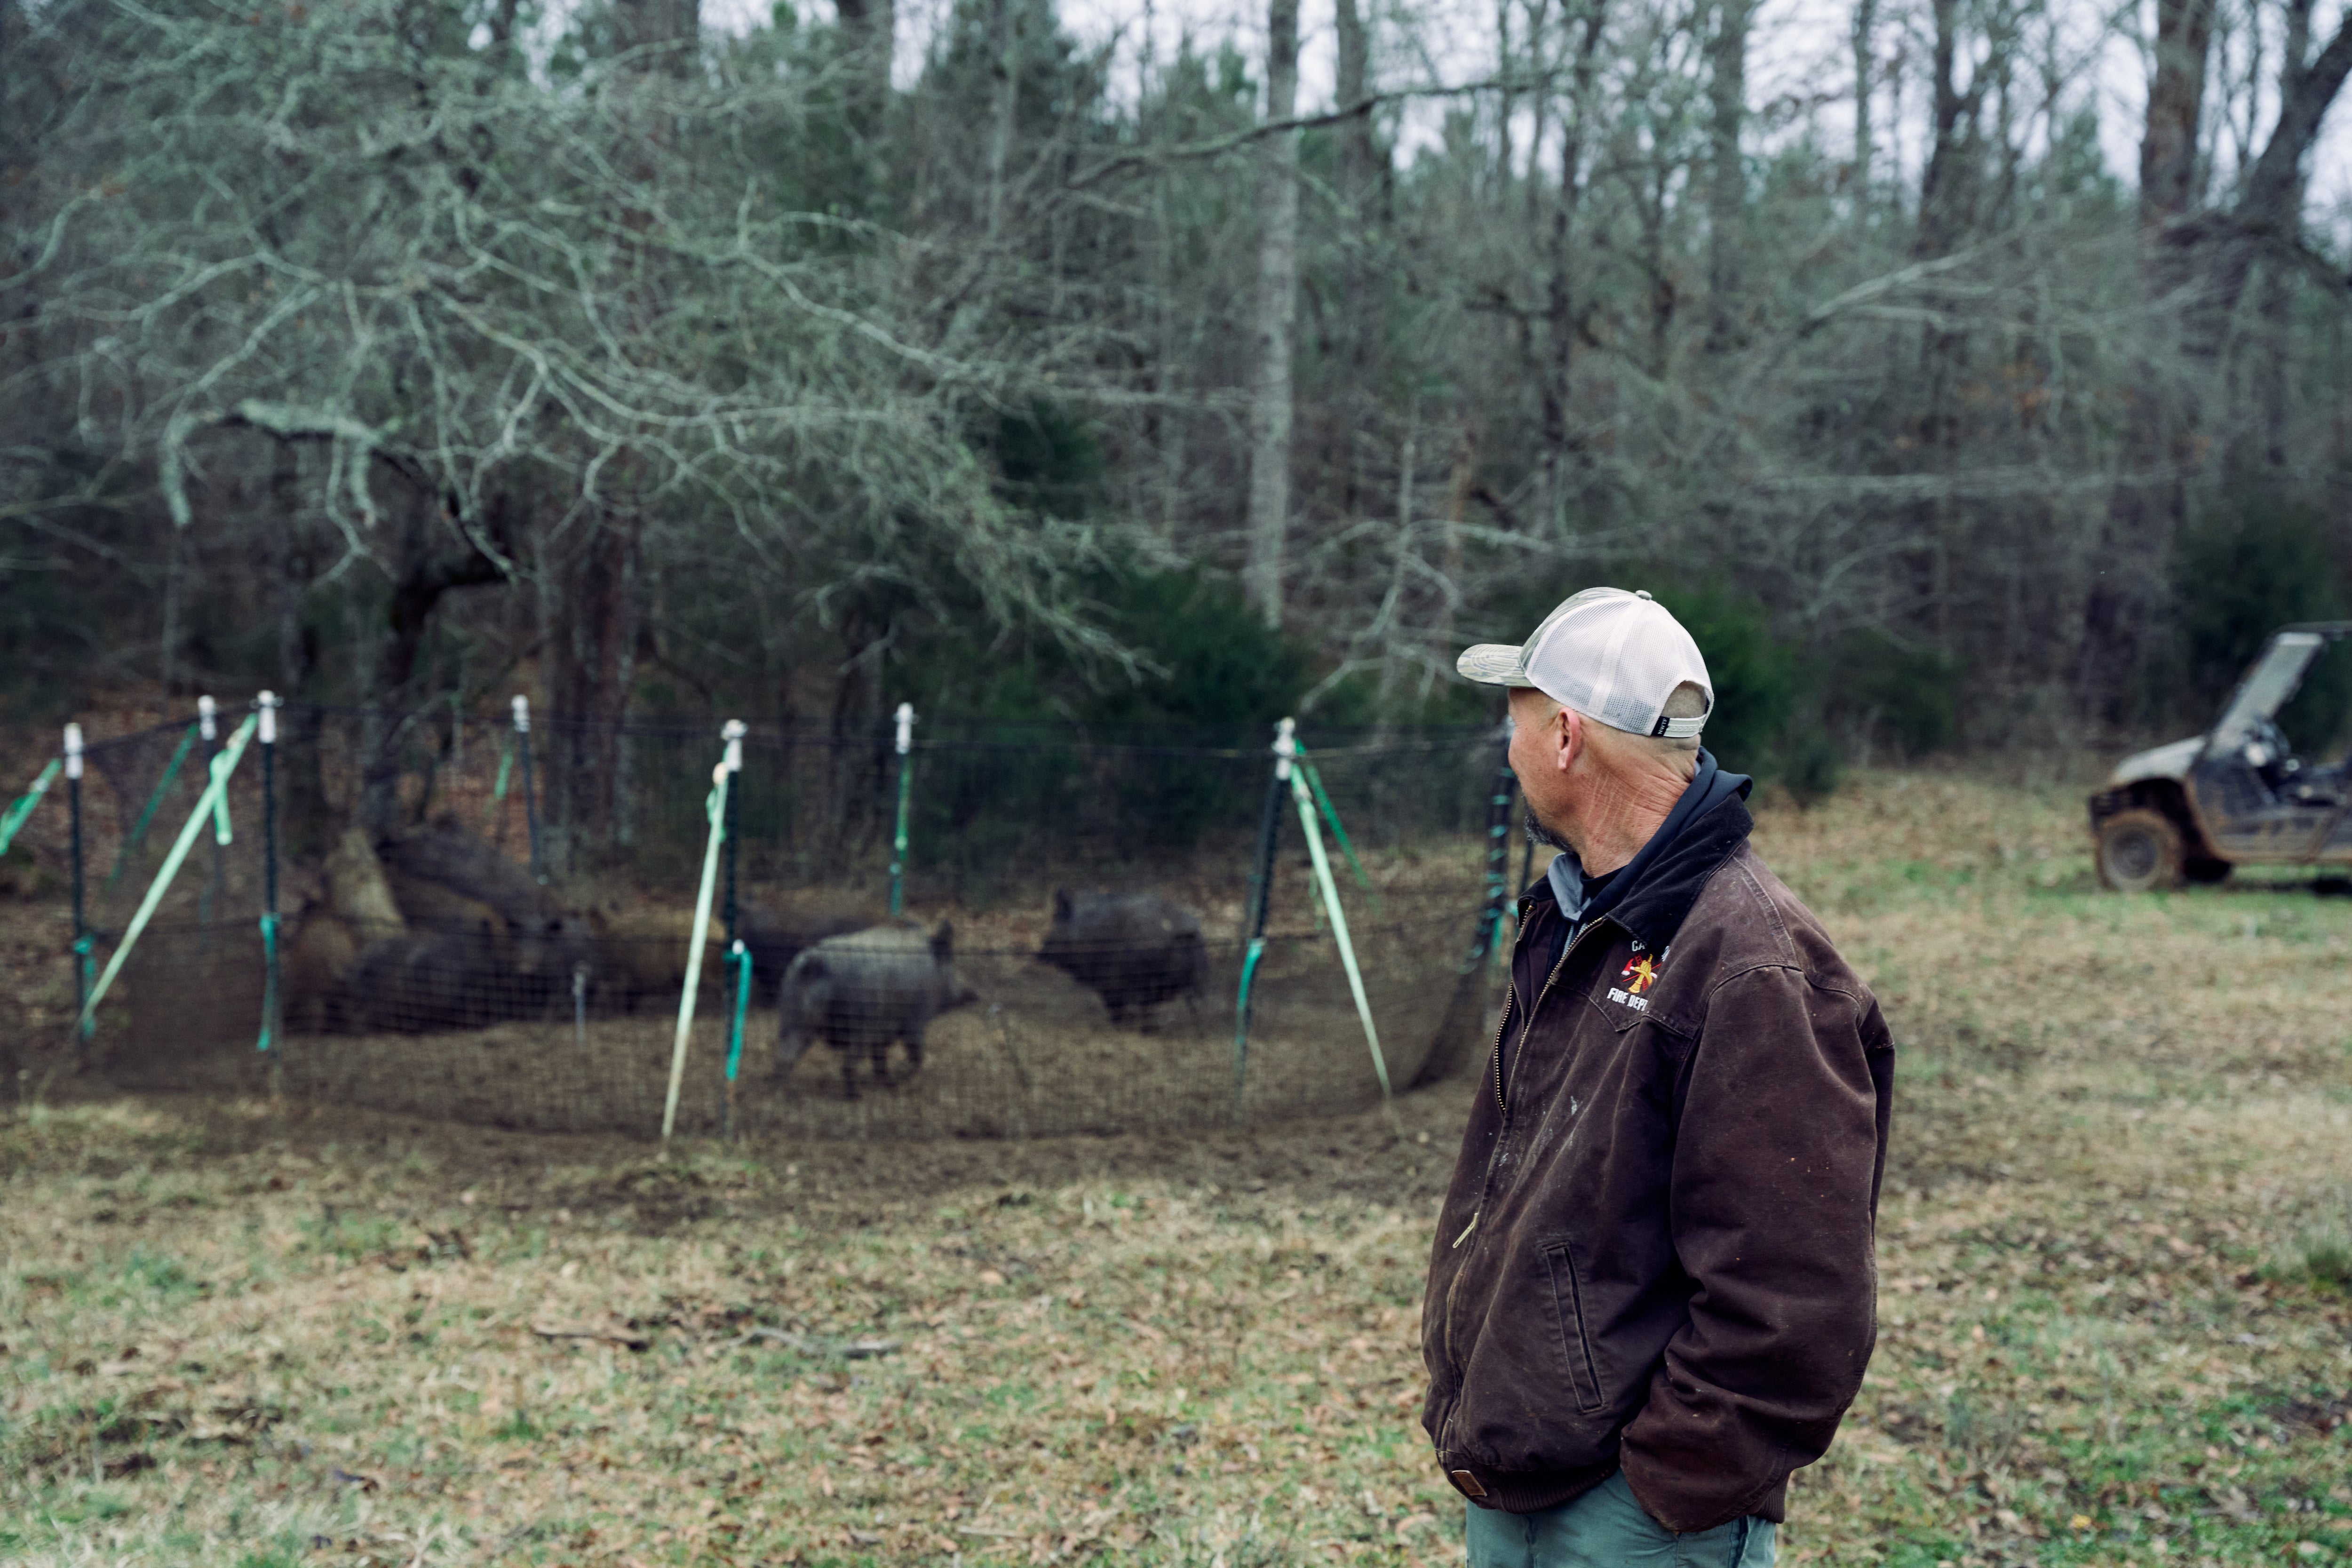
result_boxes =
[1525,802,1572,853]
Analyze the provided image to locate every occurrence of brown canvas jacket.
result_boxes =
[1420,795,1895,1533]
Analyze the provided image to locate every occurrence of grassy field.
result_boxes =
[2,767,2350,1567]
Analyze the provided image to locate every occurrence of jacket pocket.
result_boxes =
[1540,1237,1609,1415]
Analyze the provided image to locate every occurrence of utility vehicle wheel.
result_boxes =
[2185,856,2233,885]
[2096,808,2185,892]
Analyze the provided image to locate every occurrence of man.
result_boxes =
[1422,587,1894,1567]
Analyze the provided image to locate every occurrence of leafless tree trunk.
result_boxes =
[1243,0,1302,628]
[836,0,895,127]
[1851,0,1874,200]
[1913,0,1982,260]
[2140,0,2216,237]
[1705,0,1753,351]
[985,0,1021,244]
[542,508,645,871]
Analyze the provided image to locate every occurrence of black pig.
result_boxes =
[1036,890,1208,1027]
[774,921,976,1098]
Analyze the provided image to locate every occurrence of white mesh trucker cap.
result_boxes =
[1456,587,1715,740]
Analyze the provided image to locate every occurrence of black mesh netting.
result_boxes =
[74,707,1521,1139]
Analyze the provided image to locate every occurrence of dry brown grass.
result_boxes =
[2,766,2350,1567]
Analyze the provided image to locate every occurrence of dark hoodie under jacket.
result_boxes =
[1420,781,1895,1534]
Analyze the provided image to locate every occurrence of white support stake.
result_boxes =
[199,695,231,844]
[662,756,731,1144]
[78,712,259,1035]
[1291,757,1390,1104]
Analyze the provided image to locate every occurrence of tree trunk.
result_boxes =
[1243,0,1301,629]
[834,0,895,131]
[1913,0,1979,259]
[1705,0,1753,351]
[1332,0,1385,521]
[270,458,334,861]
[2140,0,2217,234]
[540,509,645,875]
[984,0,1021,244]
[616,0,699,75]
[359,486,506,837]
[1851,0,1874,201]
[1534,0,1608,515]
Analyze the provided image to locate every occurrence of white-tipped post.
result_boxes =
[510,694,530,733]
[256,691,278,745]
[198,694,218,742]
[64,723,83,780]
[889,704,916,916]
[723,718,746,773]
[1273,715,1297,780]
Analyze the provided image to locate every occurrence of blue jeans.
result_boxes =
[1464,1471,1777,1568]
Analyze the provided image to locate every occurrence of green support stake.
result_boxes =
[487,740,514,832]
[888,702,915,916]
[0,757,60,857]
[77,713,260,1039]
[1291,751,1390,1107]
[1294,751,1381,912]
[103,721,199,897]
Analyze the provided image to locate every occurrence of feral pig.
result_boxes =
[379,820,596,1020]
[775,921,977,1099]
[1036,890,1208,1027]
[586,905,724,1014]
[738,892,886,1003]
[380,819,553,929]
[342,926,515,1032]
[282,909,361,1034]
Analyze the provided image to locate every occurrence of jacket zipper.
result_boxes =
[1440,915,1605,1379]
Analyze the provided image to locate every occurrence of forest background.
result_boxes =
[7,0,2352,842]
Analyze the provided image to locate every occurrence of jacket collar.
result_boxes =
[1525,790,1756,954]
[1608,793,1754,951]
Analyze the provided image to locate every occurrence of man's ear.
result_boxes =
[1554,704,1583,774]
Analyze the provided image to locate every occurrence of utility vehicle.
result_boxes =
[2090,623,2352,891]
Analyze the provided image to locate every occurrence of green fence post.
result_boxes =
[256,693,283,1090]
[720,719,746,1141]
[199,695,223,934]
[513,695,545,884]
[888,702,915,916]
[1232,717,1294,1128]
[65,724,88,1050]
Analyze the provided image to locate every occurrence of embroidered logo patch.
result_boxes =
[1605,943,1666,1013]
